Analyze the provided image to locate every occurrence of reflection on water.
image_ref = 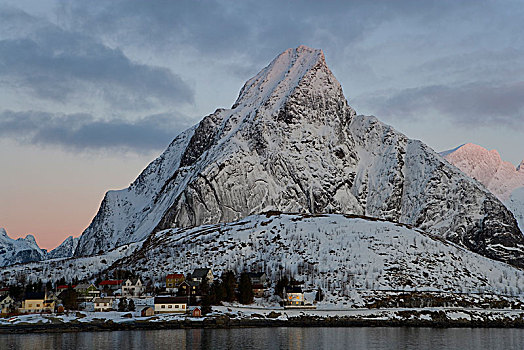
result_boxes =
[1,327,524,350]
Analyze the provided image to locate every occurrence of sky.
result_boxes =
[1,0,523,250]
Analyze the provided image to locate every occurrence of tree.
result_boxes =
[61,287,79,310]
[315,287,324,302]
[128,299,135,312]
[238,272,254,304]
[275,276,289,298]
[221,271,236,302]
[118,298,128,312]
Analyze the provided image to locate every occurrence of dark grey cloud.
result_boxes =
[0,110,191,152]
[0,7,193,109]
[368,82,524,128]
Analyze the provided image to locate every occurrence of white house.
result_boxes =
[121,278,145,297]
[93,297,113,312]
[283,286,304,307]
[154,296,187,314]
[0,295,15,314]
[191,268,213,284]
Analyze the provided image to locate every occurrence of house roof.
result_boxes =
[99,280,123,286]
[93,297,112,303]
[154,296,188,304]
[57,285,75,290]
[180,280,200,287]
[166,273,184,279]
[0,295,13,303]
[285,286,303,293]
[252,284,264,290]
[0,287,9,292]
[247,272,265,278]
[74,283,96,290]
[192,268,211,279]
[25,292,45,300]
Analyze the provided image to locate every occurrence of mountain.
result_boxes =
[442,143,524,231]
[6,214,524,303]
[74,45,524,268]
[0,228,45,267]
[441,143,524,200]
[46,236,79,260]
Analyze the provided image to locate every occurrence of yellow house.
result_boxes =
[21,292,55,313]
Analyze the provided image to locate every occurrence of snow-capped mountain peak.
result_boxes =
[0,228,45,267]
[74,46,524,268]
[442,143,524,200]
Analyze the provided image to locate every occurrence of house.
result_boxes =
[20,292,46,313]
[99,280,123,294]
[283,286,304,307]
[191,268,213,284]
[252,284,265,298]
[154,296,187,314]
[247,272,267,286]
[188,306,202,317]
[166,273,185,292]
[74,284,100,301]
[57,284,75,292]
[178,280,200,296]
[0,295,15,314]
[121,278,145,297]
[93,297,113,312]
[141,306,155,317]
[0,287,10,296]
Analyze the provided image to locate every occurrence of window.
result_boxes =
[36,304,40,307]
[182,305,185,309]
[168,305,172,308]
[161,305,165,309]
[175,305,179,308]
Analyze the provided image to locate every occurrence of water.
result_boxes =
[1,327,523,350]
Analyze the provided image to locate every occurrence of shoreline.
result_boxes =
[3,309,524,333]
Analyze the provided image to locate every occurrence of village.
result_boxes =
[0,268,319,320]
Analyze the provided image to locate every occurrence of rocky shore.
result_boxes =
[3,309,524,333]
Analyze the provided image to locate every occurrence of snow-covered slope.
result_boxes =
[4,214,524,300]
[0,228,45,267]
[75,46,524,268]
[46,236,79,260]
[506,188,524,232]
[113,214,524,297]
[442,143,524,200]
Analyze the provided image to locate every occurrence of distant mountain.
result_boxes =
[0,228,79,267]
[442,143,524,231]
[0,228,45,267]
[46,236,79,260]
[75,45,524,268]
[442,143,524,200]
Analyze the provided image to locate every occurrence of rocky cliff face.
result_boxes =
[46,236,79,260]
[74,46,524,267]
[0,228,45,267]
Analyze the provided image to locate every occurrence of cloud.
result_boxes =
[0,7,194,110]
[368,82,524,128]
[0,110,191,152]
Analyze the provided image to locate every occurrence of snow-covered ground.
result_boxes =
[115,213,524,303]
[2,305,524,328]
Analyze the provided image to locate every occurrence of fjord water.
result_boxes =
[2,328,524,349]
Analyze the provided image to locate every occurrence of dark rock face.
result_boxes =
[74,46,524,268]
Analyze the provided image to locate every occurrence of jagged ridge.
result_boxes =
[74,46,524,268]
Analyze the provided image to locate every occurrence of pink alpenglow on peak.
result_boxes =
[442,143,524,200]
